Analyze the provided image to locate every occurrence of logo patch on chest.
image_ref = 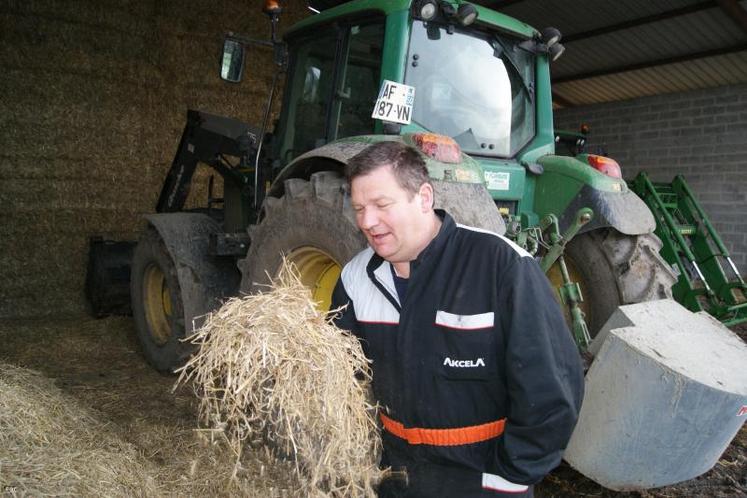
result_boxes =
[443,357,486,368]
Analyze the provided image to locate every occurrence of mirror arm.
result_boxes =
[225,33,273,49]
[225,32,285,67]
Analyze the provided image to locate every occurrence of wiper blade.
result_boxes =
[491,36,533,101]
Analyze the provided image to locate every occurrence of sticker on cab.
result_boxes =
[485,171,510,191]
[456,168,477,182]
[371,80,415,125]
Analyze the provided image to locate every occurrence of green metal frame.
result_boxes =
[630,172,747,326]
[538,208,594,348]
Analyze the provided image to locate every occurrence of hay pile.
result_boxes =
[0,362,160,496]
[177,262,385,497]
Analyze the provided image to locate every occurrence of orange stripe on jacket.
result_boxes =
[380,413,505,446]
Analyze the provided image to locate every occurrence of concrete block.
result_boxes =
[566,300,747,490]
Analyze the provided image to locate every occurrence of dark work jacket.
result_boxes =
[331,211,584,491]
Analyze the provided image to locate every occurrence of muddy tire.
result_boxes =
[131,214,241,373]
[130,228,190,372]
[551,229,677,338]
[240,171,366,309]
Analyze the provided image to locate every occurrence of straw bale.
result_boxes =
[3,178,150,212]
[0,361,160,496]
[3,1,150,35]
[183,164,226,211]
[0,156,146,183]
[177,261,386,497]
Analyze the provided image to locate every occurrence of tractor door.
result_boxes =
[274,17,385,165]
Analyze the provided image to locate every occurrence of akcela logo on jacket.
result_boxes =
[443,357,486,368]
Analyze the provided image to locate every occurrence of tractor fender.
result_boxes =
[536,155,655,236]
[267,138,381,198]
[559,184,656,236]
[144,213,240,332]
[268,137,506,234]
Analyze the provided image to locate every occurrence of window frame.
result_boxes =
[273,14,386,166]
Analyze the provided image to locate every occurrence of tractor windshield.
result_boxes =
[405,21,535,158]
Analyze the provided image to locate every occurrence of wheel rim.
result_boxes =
[142,263,173,346]
[286,247,342,312]
[547,252,592,332]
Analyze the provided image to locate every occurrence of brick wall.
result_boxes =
[0,0,308,318]
[555,84,747,273]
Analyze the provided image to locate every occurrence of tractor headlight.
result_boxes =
[412,0,439,21]
[456,4,478,26]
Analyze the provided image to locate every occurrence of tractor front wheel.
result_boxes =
[130,228,189,372]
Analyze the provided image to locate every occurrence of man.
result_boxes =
[331,141,584,497]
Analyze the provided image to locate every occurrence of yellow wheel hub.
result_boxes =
[547,253,591,328]
[287,247,341,312]
[142,263,173,345]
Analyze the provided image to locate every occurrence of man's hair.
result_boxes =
[345,141,430,197]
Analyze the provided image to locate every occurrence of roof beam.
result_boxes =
[552,92,575,108]
[553,43,747,84]
[563,1,717,43]
[716,0,747,35]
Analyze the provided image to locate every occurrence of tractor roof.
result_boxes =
[289,0,536,39]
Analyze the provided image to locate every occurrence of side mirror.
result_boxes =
[220,38,245,82]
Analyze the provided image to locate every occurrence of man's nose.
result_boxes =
[358,208,379,230]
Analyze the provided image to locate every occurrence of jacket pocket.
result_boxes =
[435,310,494,330]
[435,312,498,381]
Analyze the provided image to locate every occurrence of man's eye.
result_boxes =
[377,202,392,209]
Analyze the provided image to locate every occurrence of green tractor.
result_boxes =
[122,0,676,372]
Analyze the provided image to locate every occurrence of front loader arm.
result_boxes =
[156,110,260,213]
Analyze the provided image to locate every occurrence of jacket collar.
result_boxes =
[367,256,401,311]
[365,209,455,293]
[411,209,453,272]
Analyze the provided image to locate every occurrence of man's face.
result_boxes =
[350,165,433,264]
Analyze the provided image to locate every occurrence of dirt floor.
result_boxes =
[0,315,745,497]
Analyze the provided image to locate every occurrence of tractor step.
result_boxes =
[629,172,747,326]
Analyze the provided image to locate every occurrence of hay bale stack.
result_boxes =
[0,362,160,496]
[0,0,311,319]
[177,262,385,497]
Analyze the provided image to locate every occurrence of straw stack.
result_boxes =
[177,260,385,497]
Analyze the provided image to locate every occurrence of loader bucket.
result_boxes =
[85,237,136,317]
[565,299,747,490]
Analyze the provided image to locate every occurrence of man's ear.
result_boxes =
[418,182,435,212]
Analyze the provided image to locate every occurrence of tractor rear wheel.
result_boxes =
[547,229,676,338]
[240,171,367,310]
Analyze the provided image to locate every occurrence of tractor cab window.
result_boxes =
[405,21,535,158]
[283,31,338,160]
[277,19,384,164]
[335,23,385,138]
